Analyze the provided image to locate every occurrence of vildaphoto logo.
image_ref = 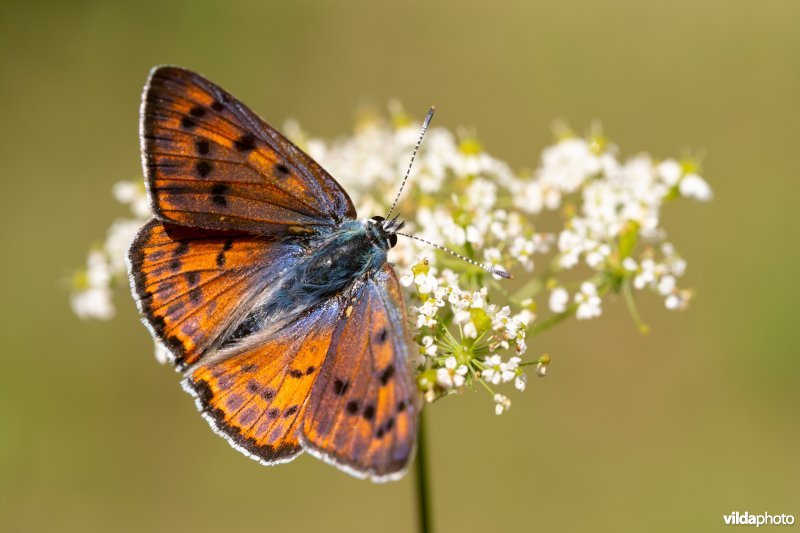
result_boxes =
[723,512,795,527]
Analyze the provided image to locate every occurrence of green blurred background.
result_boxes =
[1,1,798,531]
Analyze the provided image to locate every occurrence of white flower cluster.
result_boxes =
[72,105,711,416]
[518,134,713,319]
[70,181,148,320]
[398,259,533,410]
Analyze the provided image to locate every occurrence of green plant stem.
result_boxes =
[415,409,434,533]
[529,304,577,337]
[622,280,649,333]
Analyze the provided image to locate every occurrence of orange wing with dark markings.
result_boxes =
[141,66,356,235]
[302,264,420,482]
[183,300,343,464]
[128,218,303,369]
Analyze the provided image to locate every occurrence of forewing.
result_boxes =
[128,218,302,369]
[302,264,420,482]
[141,66,356,235]
[183,301,342,465]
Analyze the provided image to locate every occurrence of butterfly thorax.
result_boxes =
[299,220,389,296]
[219,219,394,349]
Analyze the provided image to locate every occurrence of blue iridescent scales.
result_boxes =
[128,66,419,481]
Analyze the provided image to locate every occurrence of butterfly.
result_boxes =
[127,66,423,481]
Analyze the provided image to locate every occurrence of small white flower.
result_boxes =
[70,286,114,320]
[482,354,504,384]
[104,219,142,273]
[500,356,521,383]
[656,159,682,186]
[86,250,111,287]
[665,289,692,311]
[549,287,569,313]
[634,259,657,289]
[536,363,548,377]
[515,372,527,391]
[421,335,437,357]
[112,180,150,218]
[493,393,511,415]
[471,288,488,309]
[665,294,680,310]
[679,173,713,201]
[414,300,439,328]
[513,306,535,327]
[436,356,468,388]
[622,257,638,271]
[657,275,676,296]
[575,282,602,320]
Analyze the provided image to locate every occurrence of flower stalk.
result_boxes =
[414,410,434,533]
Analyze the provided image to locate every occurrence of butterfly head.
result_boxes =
[367,215,405,250]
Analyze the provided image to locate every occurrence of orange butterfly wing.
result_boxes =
[302,264,420,481]
[141,66,356,235]
[128,219,303,369]
[183,300,343,464]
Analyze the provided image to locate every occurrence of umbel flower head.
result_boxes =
[71,103,711,414]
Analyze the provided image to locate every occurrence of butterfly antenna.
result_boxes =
[386,106,436,220]
[396,232,512,279]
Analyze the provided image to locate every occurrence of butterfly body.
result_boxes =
[128,66,419,482]
[221,218,395,350]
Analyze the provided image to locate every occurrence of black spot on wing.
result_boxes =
[189,106,206,118]
[196,160,212,177]
[376,328,388,344]
[275,163,291,177]
[188,287,201,304]
[211,184,228,206]
[333,379,349,396]
[288,369,304,379]
[375,417,395,439]
[166,301,184,316]
[181,117,196,129]
[362,404,375,421]
[211,100,224,112]
[379,365,395,386]
[234,133,256,152]
[173,242,189,256]
[196,139,210,155]
[346,400,360,414]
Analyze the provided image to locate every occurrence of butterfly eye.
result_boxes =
[370,215,385,225]
[388,233,397,248]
